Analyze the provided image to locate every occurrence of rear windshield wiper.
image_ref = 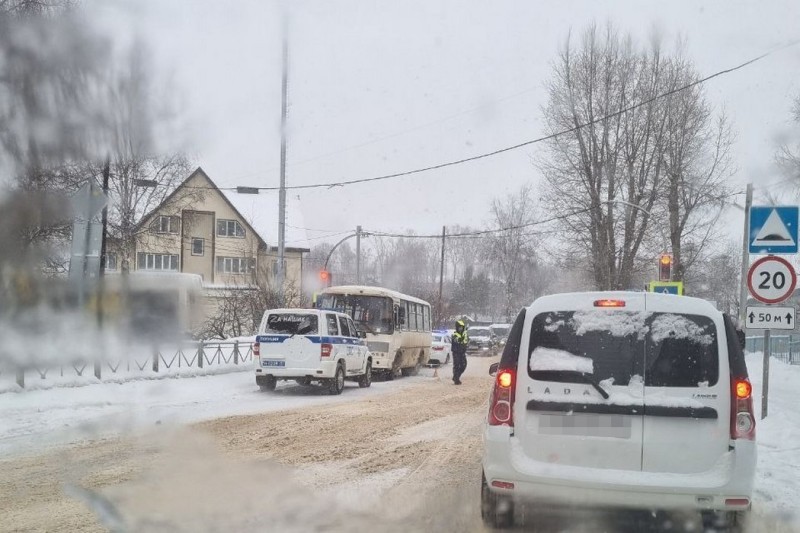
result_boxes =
[530,370,610,399]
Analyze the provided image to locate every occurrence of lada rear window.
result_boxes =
[264,313,319,335]
[528,311,719,388]
[529,311,643,386]
[646,313,719,387]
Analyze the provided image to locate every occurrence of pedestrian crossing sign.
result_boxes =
[648,281,684,295]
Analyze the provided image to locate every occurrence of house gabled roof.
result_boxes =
[136,167,310,252]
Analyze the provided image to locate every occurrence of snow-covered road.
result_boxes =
[0,367,431,458]
[1,352,798,531]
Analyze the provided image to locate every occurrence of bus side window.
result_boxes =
[396,305,406,330]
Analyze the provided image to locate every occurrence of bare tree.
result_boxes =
[0,0,71,14]
[776,95,800,188]
[540,23,735,289]
[199,282,304,340]
[659,54,734,281]
[684,240,741,315]
[486,184,540,317]
[539,24,665,290]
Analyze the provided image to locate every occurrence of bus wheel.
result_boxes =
[401,352,423,377]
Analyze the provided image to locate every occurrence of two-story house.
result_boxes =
[106,167,309,330]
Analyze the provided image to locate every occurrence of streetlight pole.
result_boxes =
[739,184,753,325]
[276,14,289,301]
[356,225,362,284]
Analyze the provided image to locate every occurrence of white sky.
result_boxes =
[90,0,800,245]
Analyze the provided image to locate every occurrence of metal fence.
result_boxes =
[3,340,254,390]
[745,335,800,365]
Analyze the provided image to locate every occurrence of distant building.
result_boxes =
[105,167,309,332]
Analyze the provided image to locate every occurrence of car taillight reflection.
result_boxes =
[488,369,515,426]
[730,377,755,440]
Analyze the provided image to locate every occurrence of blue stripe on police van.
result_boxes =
[256,335,364,346]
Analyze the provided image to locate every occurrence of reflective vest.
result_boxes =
[453,330,469,345]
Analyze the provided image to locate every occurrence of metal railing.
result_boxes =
[745,335,800,365]
[2,340,254,390]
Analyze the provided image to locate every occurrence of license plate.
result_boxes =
[261,359,285,368]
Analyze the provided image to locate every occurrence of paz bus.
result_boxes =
[315,285,432,379]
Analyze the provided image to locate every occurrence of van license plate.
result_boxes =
[262,360,285,368]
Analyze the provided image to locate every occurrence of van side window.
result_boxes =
[338,316,351,337]
[347,318,358,338]
[326,314,339,336]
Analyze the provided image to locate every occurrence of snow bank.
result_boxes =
[747,351,800,526]
[0,340,255,394]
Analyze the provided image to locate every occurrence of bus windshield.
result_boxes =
[317,294,394,335]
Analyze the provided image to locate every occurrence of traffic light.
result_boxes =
[319,269,332,287]
[658,254,673,281]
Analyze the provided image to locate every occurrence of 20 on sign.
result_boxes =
[747,256,798,304]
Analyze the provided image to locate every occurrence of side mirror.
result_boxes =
[489,362,499,376]
[359,330,367,339]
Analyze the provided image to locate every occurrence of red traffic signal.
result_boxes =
[658,254,673,281]
[319,269,332,287]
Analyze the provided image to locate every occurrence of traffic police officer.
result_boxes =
[451,319,469,385]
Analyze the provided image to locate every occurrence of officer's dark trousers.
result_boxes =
[453,351,467,382]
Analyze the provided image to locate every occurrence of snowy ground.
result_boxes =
[0,367,431,458]
[0,352,798,530]
[746,352,800,525]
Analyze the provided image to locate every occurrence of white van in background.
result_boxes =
[254,309,371,394]
[481,291,755,531]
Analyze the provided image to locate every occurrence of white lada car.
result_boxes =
[481,291,756,531]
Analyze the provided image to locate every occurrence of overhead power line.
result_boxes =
[364,189,747,240]
[173,41,797,194]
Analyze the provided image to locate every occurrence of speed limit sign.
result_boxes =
[747,256,797,304]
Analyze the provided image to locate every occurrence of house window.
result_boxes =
[217,219,245,238]
[137,252,179,271]
[191,238,204,256]
[216,256,255,274]
[154,215,180,234]
[104,253,117,271]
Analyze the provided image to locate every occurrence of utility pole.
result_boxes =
[438,226,446,325]
[356,225,362,284]
[739,183,753,325]
[97,157,110,328]
[95,158,110,381]
[276,14,289,302]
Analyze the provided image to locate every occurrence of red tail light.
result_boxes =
[433,346,444,351]
[320,343,333,358]
[488,368,516,426]
[254,342,260,357]
[730,377,755,440]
